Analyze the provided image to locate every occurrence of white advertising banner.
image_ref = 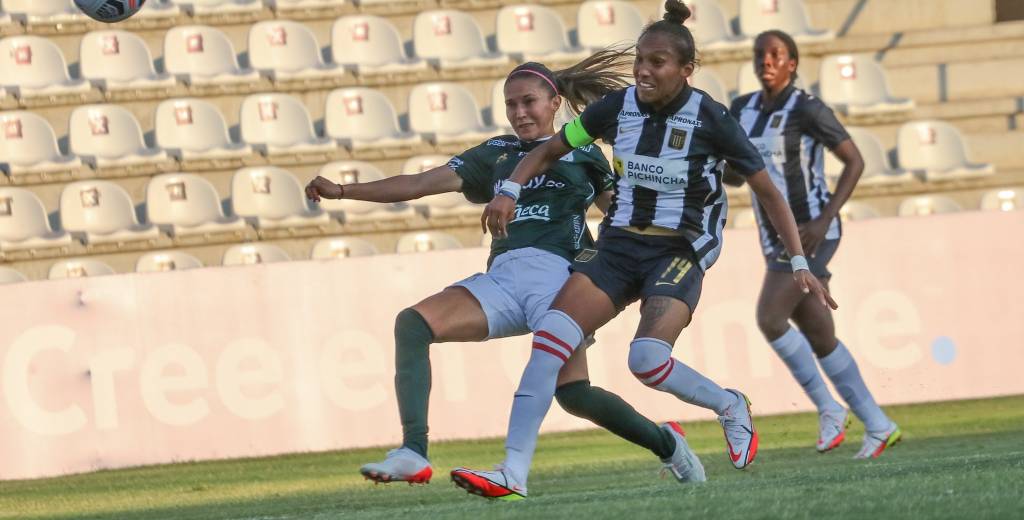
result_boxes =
[1,211,1022,480]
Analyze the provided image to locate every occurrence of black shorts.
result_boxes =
[764,238,840,278]
[571,226,704,313]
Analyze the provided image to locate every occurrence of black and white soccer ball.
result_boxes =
[75,0,147,23]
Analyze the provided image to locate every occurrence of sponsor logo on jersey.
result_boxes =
[512,204,551,222]
[770,114,784,128]
[667,115,702,127]
[619,110,647,119]
[486,138,513,147]
[668,128,688,150]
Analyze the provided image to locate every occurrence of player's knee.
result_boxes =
[554,380,592,417]
[627,338,672,379]
[394,308,434,345]
[756,312,788,340]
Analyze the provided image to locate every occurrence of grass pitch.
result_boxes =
[2,396,1022,519]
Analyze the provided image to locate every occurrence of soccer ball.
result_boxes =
[74,0,147,23]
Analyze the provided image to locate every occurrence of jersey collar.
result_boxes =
[519,134,554,152]
[635,83,693,118]
[756,83,797,114]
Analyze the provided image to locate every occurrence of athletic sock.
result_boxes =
[819,341,890,432]
[555,380,676,459]
[393,308,434,458]
[769,327,844,413]
[628,337,736,415]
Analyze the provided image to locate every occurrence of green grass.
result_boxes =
[3,396,1023,519]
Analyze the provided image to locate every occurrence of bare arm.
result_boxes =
[593,190,614,214]
[305,166,462,203]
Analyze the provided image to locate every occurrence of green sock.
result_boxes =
[394,308,435,458]
[555,380,675,459]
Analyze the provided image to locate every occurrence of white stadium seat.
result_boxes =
[489,79,513,132]
[897,195,962,217]
[839,201,882,221]
[49,259,116,279]
[311,236,379,259]
[495,5,588,63]
[412,10,509,71]
[0,187,73,254]
[408,82,495,144]
[684,0,749,50]
[136,251,205,272]
[79,30,177,96]
[396,231,462,253]
[146,173,248,238]
[399,154,481,219]
[0,266,27,285]
[3,0,85,25]
[0,36,93,102]
[980,189,1022,212]
[155,98,255,165]
[170,0,263,16]
[896,120,995,180]
[324,87,422,153]
[135,0,184,20]
[240,93,337,160]
[689,69,728,104]
[270,0,348,9]
[59,180,160,246]
[163,26,260,89]
[819,55,914,119]
[0,111,83,180]
[330,15,429,78]
[824,127,914,185]
[577,1,645,50]
[247,20,345,85]
[222,243,291,266]
[738,0,834,42]
[315,161,418,225]
[231,166,331,231]
[68,104,172,174]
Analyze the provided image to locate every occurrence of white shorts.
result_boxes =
[452,247,570,340]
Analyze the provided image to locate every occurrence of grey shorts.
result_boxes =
[765,239,840,279]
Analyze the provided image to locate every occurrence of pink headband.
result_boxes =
[509,69,559,95]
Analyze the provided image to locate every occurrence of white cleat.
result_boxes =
[359,447,433,484]
[718,389,759,469]
[854,421,902,459]
[660,422,706,483]
[817,408,851,453]
[450,465,527,501]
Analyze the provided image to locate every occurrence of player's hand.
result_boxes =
[481,194,516,238]
[798,216,830,257]
[794,270,838,309]
[305,176,343,202]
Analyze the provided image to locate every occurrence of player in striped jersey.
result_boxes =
[307,54,704,493]
[726,30,901,459]
[452,1,836,499]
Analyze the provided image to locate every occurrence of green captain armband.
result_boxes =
[563,116,596,148]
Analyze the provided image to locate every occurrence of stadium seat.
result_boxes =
[495,5,588,63]
[0,111,83,181]
[736,65,807,99]
[315,160,418,225]
[48,258,116,279]
[68,104,172,174]
[684,0,749,50]
[489,79,513,132]
[310,236,379,259]
[78,30,177,96]
[330,15,430,78]
[231,166,331,231]
[824,127,914,185]
[240,93,337,161]
[270,0,348,9]
[155,98,255,166]
[3,0,84,25]
[730,207,758,229]
[222,242,292,266]
[408,83,495,144]
[412,10,509,71]
[59,180,161,246]
[247,20,346,85]
[324,87,422,154]
[689,69,728,104]
[163,26,261,90]
[400,155,481,219]
[896,120,995,180]
[576,1,645,50]
[0,36,94,103]
[819,55,915,119]
[170,0,263,16]
[135,251,204,272]
[395,231,462,253]
[897,195,962,217]
[738,0,834,42]
[839,200,881,221]
[145,173,248,238]
[135,0,184,20]
[980,188,1022,212]
[0,266,27,285]
[0,187,73,254]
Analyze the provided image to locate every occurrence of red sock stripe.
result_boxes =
[533,342,569,363]
[648,358,675,387]
[633,357,672,380]
[535,330,574,357]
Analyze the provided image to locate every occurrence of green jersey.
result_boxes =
[449,135,615,265]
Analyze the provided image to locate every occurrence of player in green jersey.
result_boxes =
[306,53,706,493]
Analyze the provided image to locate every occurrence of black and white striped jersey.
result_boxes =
[730,85,850,253]
[561,85,764,270]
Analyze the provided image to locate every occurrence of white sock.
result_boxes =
[769,327,844,414]
[503,310,582,485]
[628,337,736,415]
[819,341,890,432]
